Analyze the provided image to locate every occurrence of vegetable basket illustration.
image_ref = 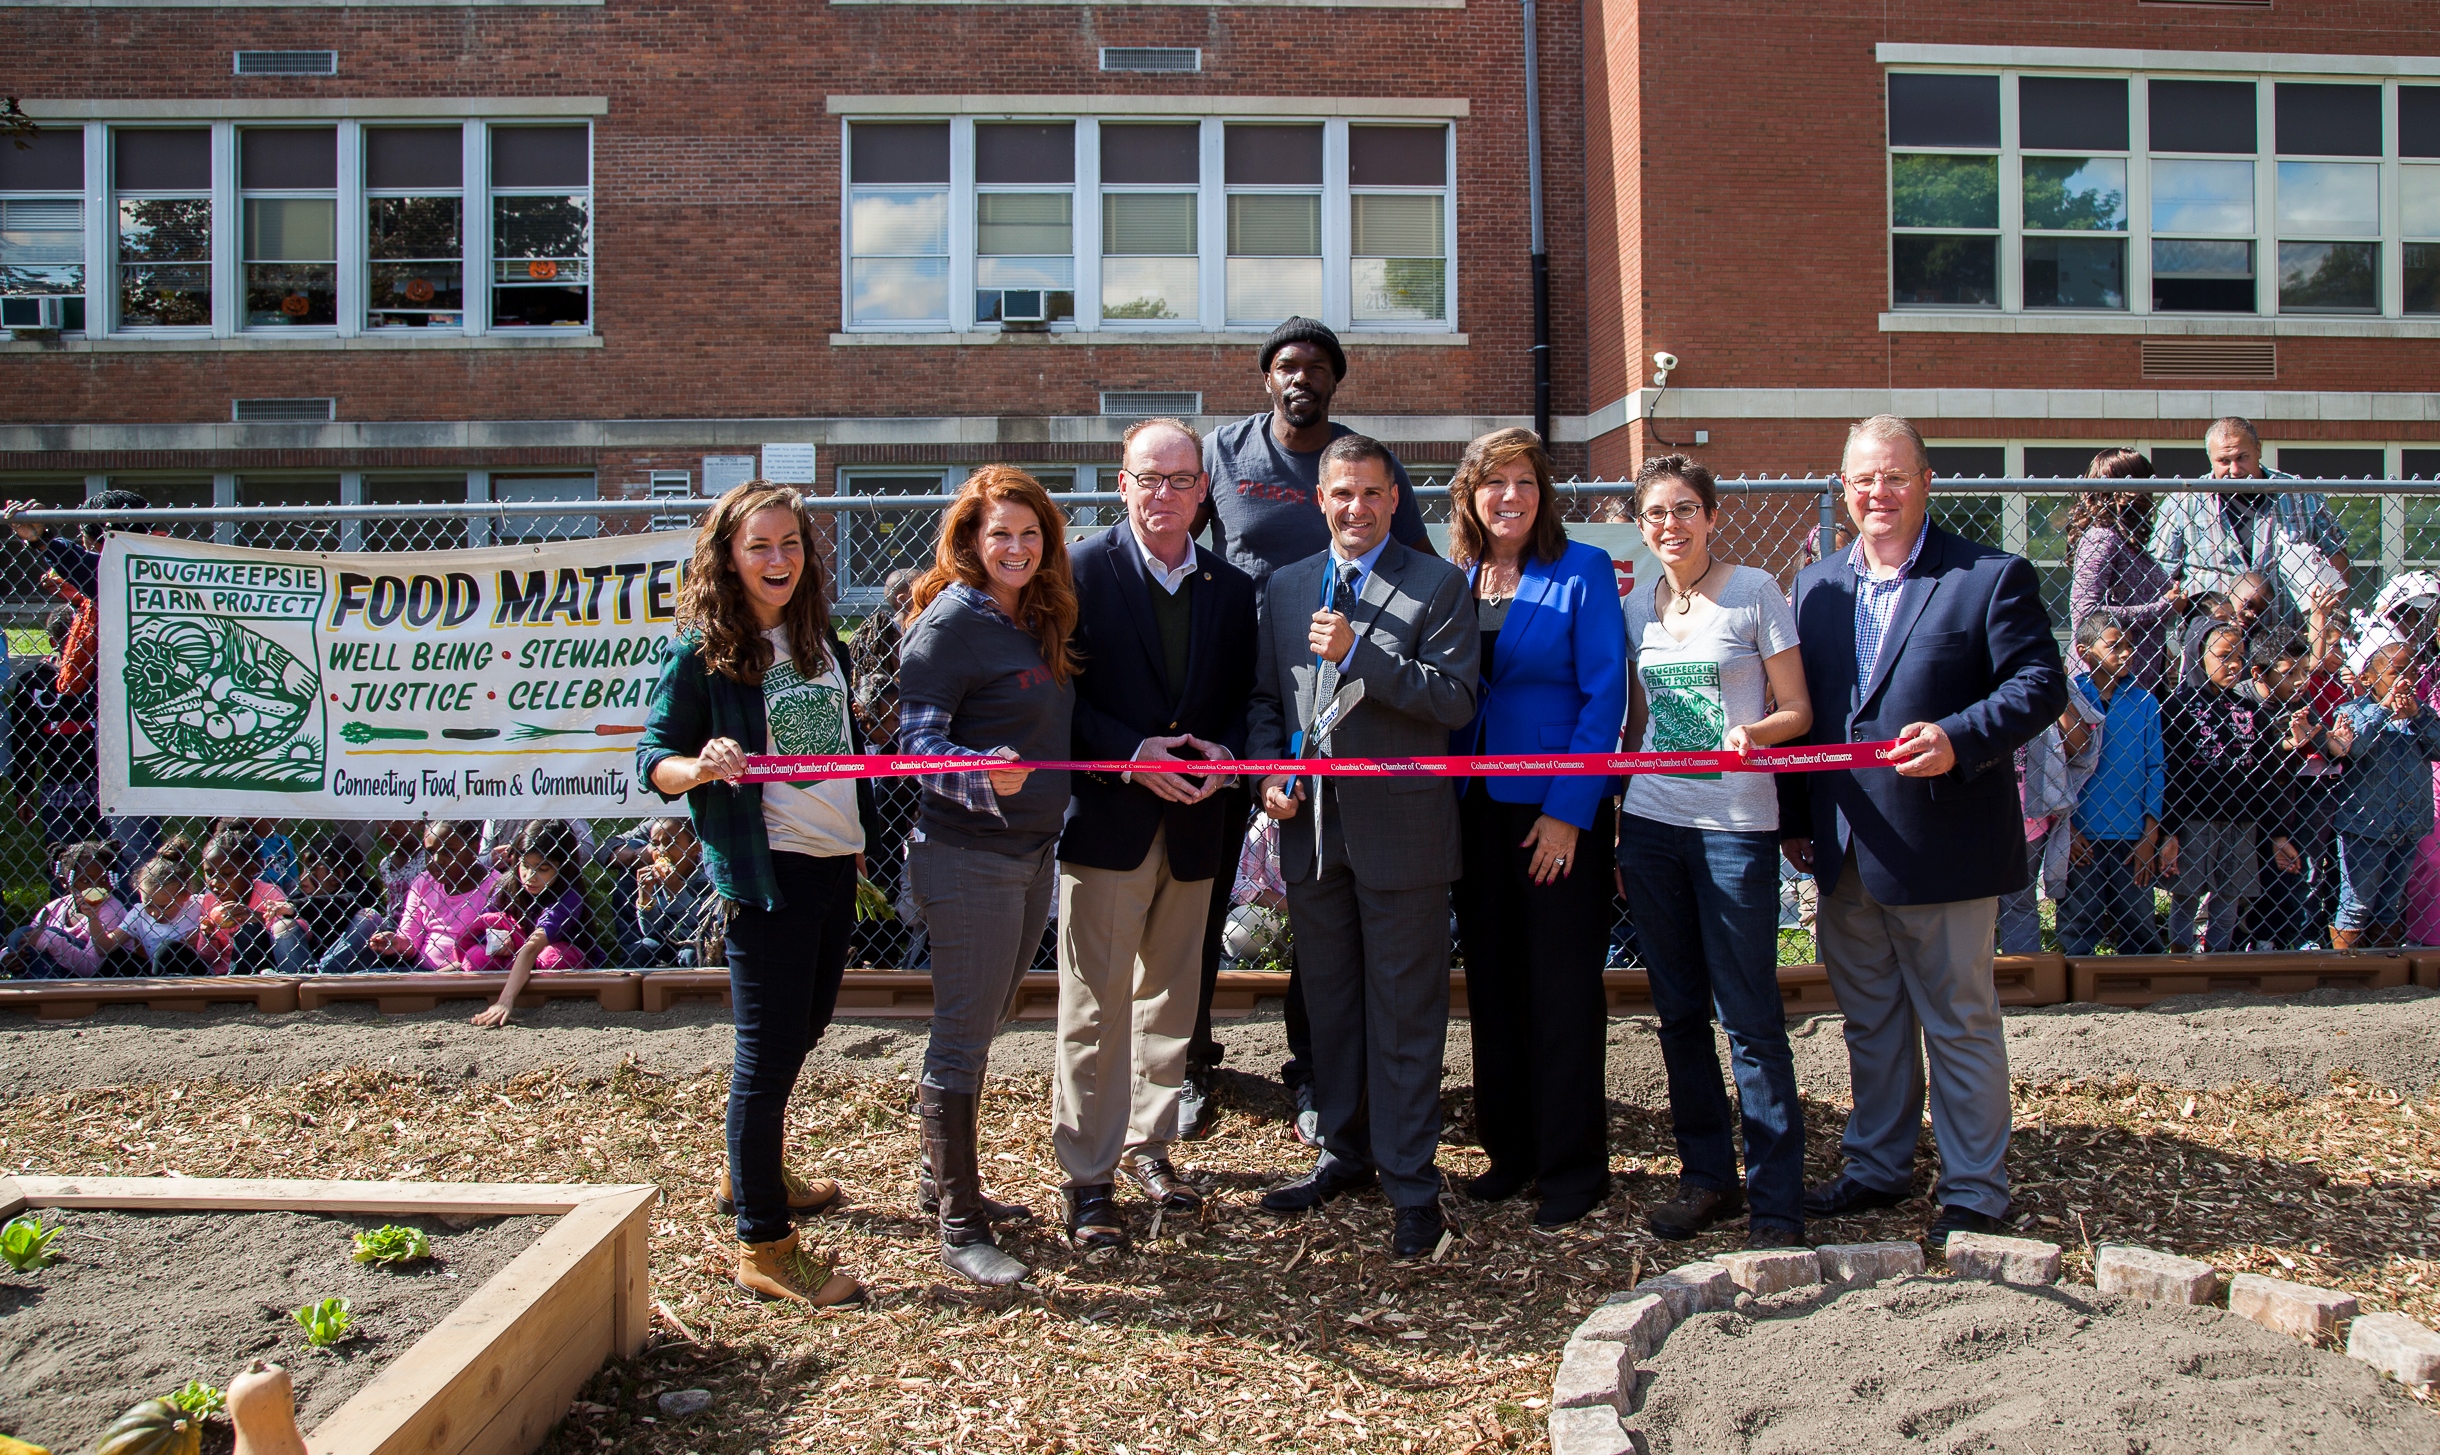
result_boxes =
[123,618,324,789]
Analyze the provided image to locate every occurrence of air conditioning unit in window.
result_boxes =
[999,289,1049,325]
[2,295,65,331]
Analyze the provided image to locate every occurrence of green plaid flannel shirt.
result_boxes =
[637,630,879,913]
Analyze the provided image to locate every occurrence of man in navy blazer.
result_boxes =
[1052,418,1259,1249]
[1776,415,2067,1247]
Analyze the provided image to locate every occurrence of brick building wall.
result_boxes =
[0,1,1587,488]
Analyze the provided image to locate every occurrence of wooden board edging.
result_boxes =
[12,1178,656,1455]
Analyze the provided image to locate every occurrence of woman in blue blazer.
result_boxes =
[1447,428,1629,1227]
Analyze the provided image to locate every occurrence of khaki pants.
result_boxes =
[1053,826,1213,1188]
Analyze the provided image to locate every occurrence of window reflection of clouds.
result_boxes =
[2277,161,2379,236]
[850,257,947,321]
[2023,157,2126,231]
[2151,159,2254,234]
[849,190,947,255]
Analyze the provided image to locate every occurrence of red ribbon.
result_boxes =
[738,740,1902,783]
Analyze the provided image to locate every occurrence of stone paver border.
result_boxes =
[1547,1238,2437,1454]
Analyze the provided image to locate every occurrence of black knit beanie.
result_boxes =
[1258,316,1347,378]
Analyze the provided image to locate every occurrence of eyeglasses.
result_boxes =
[1123,471,1204,497]
[1843,470,1923,492]
[1636,502,1707,527]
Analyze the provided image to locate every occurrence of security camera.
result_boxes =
[1651,351,1677,386]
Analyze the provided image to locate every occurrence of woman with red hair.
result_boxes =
[900,464,1080,1286]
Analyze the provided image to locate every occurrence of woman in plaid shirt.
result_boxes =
[640,482,881,1309]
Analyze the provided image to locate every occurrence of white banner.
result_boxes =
[99,531,691,819]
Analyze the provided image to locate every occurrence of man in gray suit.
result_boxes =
[1248,434,1480,1258]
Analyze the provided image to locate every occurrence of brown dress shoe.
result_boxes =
[1646,1181,1745,1241]
[735,1230,863,1305]
[1121,1155,1204,1212]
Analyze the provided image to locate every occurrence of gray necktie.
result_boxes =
[1312,560,1362,749]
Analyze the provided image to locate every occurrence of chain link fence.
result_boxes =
[1,473,2436,980]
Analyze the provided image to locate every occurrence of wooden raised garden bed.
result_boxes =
[0,1176,653,1455]
[0,974,301,1020]
[292,972,642,1015]
[2067,951,2412,1007]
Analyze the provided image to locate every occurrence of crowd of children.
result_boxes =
[2049,572,2440,954]
[0,813,726,1022]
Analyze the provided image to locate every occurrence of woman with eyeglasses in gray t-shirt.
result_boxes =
[1616,454,1814,1250]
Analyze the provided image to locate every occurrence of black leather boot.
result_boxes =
[921,1085,1029,1287]
[914,1094,1033,1224]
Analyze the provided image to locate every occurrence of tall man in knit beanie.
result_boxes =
[1187,316,1432,1144]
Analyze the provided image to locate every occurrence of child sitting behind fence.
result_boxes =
[317,819,497,974]
[628,817,714,967]
[195,825,312,975]
[468,819,599,1027]
[0,840,137,979]
[2162,620,2300,953]
[121,837,210,976]
[2294,640,2440,948]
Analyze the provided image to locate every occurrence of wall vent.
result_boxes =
[234,50,338,76]
[233,397,336,423]
[2140,340,2276,380]
[1100,390,1202,417]
[1100,47,1201,73]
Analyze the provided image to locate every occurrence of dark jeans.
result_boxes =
[1190,787,1313,1090]
[2337,833,2417,931]
[1616,812,1804,1229]
[2058,842,2164,955]
[1452,791,1613,1200]
[726,850,857,1244]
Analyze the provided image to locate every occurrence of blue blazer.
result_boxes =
[1775,525,2068,906]
[1450,538,1629,831]
[1059,522,1259,881]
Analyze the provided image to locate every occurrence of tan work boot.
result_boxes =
[2330,926,2364,951]
[717,1166,842,1218]
[735,1230,863,1305]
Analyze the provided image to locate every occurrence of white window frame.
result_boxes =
[0,126,95,336]
[485,122,594,333]
[236,123,343,336]
[361,121,470,336]
[1889,67,2438,321]
[60,117,587,341]
[838,113,1459,336]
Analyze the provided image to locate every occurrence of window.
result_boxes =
[365,127,464,329]
[1100,123,1198,323]
[1225,124,1323,324]
[2402,87,2440,314]
[489,125,590,328]
[114,128,213,330]
[1887,74,1999,307]
[847,122,950,326]
[839,114,1457,334]
[974,122,1074,325]
[15,117,588,340]
[2273,84,2380,315]
[1889,69,2440,320]
[241,128,337,328]
[0,130,87,332]
[1348,126,1448,323]
[2020,77,2128,310]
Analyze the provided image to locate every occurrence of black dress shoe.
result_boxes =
[1802,1174,1909,1219]
[1646,1180,1744,1241]
[1177,1068,1217,1142]
[1392,1203,1447,1258]
[1259,1161,1375,1214]
[1063,1185,1127,1250]
[1533,1185,1606,1229]
[1122,1155,1205,1212]
[1926,1203,2008,1245]
[1463,1165,1529,1203]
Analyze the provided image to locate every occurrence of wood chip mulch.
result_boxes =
[2,1058,2434,1452]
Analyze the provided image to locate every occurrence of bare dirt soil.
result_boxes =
[0,1209,540,1452]
[1633,1275,2432,1455]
